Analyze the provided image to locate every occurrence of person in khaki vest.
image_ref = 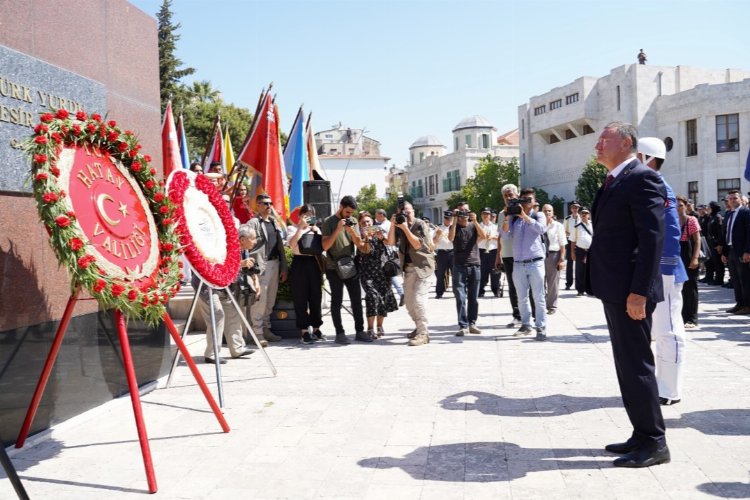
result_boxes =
[386,201,435,346]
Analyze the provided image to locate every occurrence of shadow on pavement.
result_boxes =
[665,409,750,436]
[439,390,622,417]
[696,479,750,498]
[358,441,607,482]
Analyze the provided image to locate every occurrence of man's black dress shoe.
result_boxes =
[204,357,227,364]
[613,446,670,468]
[233,347,256,358]
[605,440,639,454]
[659,397,681,406]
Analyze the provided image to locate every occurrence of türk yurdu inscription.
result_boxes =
[0,44,105,193]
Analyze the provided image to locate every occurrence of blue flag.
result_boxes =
[177,114,190,169]
[745,146,750,182]
[284,107,309,210]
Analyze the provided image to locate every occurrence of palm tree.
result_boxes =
[189,80,221,103]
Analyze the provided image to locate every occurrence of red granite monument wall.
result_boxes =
[0,0,161,329]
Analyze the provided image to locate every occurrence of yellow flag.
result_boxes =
[224,125,237,185]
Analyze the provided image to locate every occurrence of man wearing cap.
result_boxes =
[432,211,454,299]
[478,207,500,297]
[638,137,688,406]
[588,122,669,467]
[570,208,593,296]
[563,201,581,290]
[247,194,288,346]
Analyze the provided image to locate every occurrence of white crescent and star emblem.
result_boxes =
[96,193,122,226]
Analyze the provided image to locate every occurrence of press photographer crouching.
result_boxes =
[386,199,435,346]
[355,211,398,340]
[193,224,257,364]
[287,204,325,344]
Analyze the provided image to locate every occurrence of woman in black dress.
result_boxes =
[355,211,398,339]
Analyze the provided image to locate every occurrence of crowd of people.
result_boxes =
[183,122,749,468]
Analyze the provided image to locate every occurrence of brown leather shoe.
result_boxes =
[732,307,750,315]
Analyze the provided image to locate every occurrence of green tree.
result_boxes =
[575,155,608,208]
[157,0,195,112]
[188,80,221,104]
[180,100,253,162]
[354,184,414,218]
[446,156,520,212]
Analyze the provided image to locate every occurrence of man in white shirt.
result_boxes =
[570,207,593,296]
[478,208,500,297]
[543,204,566,314]
[563,201,581,290]
[432,211,454,299]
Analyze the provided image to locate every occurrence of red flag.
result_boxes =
[237,92,287,220]
[161,100,181,178]
[202,116,224,172]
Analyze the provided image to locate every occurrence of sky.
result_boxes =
[131,0,749,166]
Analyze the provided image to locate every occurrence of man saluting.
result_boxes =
[587,122,670,467]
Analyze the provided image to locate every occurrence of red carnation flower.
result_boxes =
[55,215,71,227]
[117,142,128,152]
[145,180,156,190]
[72,124,82,135]
[153,192,165,203]
[161,242,174,252]
[111,283,126,297]
[91,113,102,122]
[163,218,174,225]
[66,210,75,218]
[125,130,134,136]
[50,166,60,177]
[56,109,69,119]
[144,155,152,162]
[108,120,117,127]
[125,290,137,302]
[42,192,58,204]
[69,238,84,251]
[33,154,48,164]
[51,133,62,144]
[107,131,119,142]
[93,279,106,293]
[35,172,49,182]
[34,136,48,144]
[40,113,54,123]
[128,149,138,158]
[59,190,67,198]
[77,255,95,269]
[131,161,142,172]
[34,124,48,134]
[178,261,184,268]
[76,110,87,121]
[149,168,156,176]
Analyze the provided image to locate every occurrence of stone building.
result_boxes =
[314,124,390,202]
[407,116,519,222]
[518,63,750,206]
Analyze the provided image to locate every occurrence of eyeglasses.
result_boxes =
[259,201,273,206]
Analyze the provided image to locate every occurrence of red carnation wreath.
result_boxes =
[166,170,240,288]
[24,109,182,325]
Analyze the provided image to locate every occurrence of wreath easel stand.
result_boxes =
[14,288,230,494]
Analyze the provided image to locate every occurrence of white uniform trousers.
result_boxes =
[651,273,686,400]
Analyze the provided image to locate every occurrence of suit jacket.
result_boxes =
[723,206,750,256]
[247,215,288,275]
[586,159,667,304]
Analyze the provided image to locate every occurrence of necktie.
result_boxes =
[604,174,614,190]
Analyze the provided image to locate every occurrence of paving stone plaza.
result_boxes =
[2,279,749,499]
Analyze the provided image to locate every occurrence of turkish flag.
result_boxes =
[237,92,288,220]
[161,101,181,178]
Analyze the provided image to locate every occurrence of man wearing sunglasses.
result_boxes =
[247,194,288,347]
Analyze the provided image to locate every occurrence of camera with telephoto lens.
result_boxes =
[507,197,531,216]
[395,195,407,224]
[453,210,469,218]
[344,218,357,227]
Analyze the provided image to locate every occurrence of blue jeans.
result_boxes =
[512,259,546,329]
[453,263,480,328]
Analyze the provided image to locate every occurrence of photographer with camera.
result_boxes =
[495,184,523,327]
[479,208,500,297]
[321,195,366,344]
[287,204,325,344]
[432,210,454,299]
[500,188,548,341]
[448,202,487,336]
[386,199,435,346]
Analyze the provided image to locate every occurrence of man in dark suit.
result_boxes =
[721,190,750,314]
[586,122,670,467]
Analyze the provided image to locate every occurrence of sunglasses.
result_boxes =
[259,200,273,206]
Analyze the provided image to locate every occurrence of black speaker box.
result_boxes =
[303,180,332,219]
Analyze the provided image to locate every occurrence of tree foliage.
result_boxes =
[445,156,520,212]
[575,155,608,208]
[180,100,253,162]
[157,0,195,113]
[355,184,414,217]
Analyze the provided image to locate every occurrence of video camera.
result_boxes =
[506,197,532,216]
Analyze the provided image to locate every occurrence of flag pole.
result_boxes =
[201,113,221,166]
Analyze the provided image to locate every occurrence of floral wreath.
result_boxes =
[24,109,182,325]
[166,170,240,288]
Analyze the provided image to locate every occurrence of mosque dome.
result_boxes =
[409,135,445,149]
[452,115,496,132]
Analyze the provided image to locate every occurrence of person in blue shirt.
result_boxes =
[638,137,687,406]
[500,188,548,340]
